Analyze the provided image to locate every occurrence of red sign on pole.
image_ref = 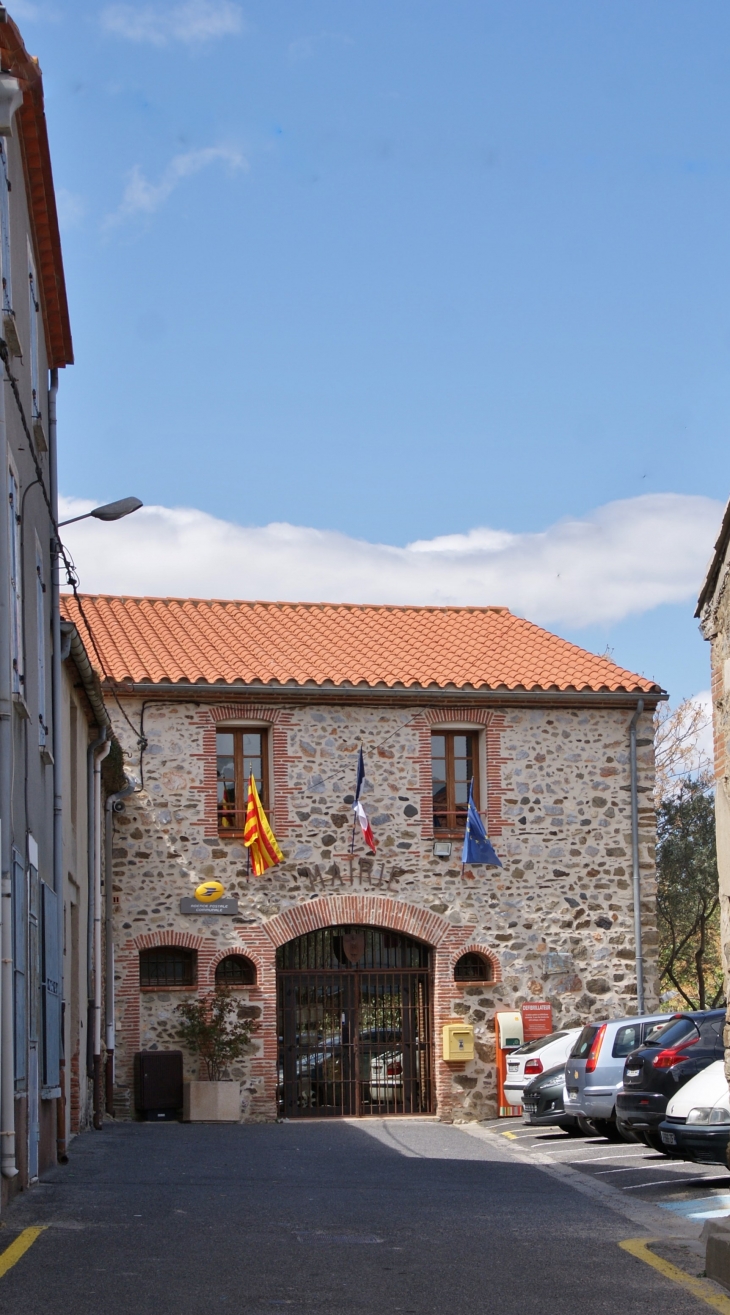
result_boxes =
[521,1002,553,1043]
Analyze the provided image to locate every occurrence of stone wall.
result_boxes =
[699,554,730,1075]
[106,696,659,1123]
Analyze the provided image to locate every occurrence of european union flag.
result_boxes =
[461,783,502,868]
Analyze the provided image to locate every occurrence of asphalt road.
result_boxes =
[0,1118,714,1315]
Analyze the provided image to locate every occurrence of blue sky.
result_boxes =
[18,1,730,700]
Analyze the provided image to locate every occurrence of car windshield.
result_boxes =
[643,1016,700,1048]
[512,1031,569,1056]
[570,1025,599,1058]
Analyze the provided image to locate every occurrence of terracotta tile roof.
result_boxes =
[60,594,662,695]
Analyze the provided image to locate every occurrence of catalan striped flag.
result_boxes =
[243,773,284,876]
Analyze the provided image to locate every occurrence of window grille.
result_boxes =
[454,952,492,982]
[215,955,256,986]
[140,947,195,988]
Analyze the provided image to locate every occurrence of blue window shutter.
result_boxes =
[12,849,26,1084]
[41,882,60,1088]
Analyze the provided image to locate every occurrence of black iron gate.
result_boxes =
[276,926,433,1118]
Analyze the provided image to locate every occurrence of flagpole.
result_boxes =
[462,777,474,878]
[350,743,362,856]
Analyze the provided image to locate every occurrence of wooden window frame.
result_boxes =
[431,730,480,837]
[217,727,269,836]
[139,947,197,991]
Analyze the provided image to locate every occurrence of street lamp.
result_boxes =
[58,496,143,528]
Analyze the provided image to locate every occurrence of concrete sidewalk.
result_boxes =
[0,1119,708,1314]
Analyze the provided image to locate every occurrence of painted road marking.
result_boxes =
[501,1131,517,1140]
[623,1175,720,1191]
[660,1195,730,1221]
[0,1227,45,1278]
[620,1238,730,1314]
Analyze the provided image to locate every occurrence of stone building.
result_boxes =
[696,498,730,997]
[63,594,664,1123]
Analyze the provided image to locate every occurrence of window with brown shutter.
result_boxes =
[431,731,480,835]
[217,728,269,834]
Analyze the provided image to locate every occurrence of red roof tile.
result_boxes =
[60,594,662,695]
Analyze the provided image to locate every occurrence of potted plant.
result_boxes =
[176,985,257,1122]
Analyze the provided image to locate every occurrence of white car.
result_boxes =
[504,1029,582,1108]
[660,1060,730,1166]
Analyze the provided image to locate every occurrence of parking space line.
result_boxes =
[569,1152,650,1163]
[501,1131,518,1140]
[0,1227,45,1278]
[596,1166,675,1175]
[623,1183,720,1194]
[619,1238,730,1313]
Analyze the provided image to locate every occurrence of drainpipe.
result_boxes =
[629,699,645,1014]
[105,778,135,1116]
[93,738,110,1129]
[0,355,16,1179]
[87,728,106,1122]
[48,367,68,1163]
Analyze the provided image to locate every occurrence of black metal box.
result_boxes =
[134,1050,183,1120]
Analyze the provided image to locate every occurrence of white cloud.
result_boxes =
[56,188,86,230]
[104,145,246,227]
[57,491,721,630]
[100,1,244,46]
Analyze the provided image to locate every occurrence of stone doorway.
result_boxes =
[276,925,433,1118]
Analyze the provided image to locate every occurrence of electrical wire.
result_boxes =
[0,338,145,752]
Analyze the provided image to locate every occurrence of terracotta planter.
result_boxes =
[183,1080,241,1123]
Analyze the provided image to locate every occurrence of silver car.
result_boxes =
[563,1013,668,1138]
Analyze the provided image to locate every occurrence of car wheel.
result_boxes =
[577,1116,596,1136]
[616,1119,640,1144]
[591,1118,623,1142]
[642,1132,666,1154]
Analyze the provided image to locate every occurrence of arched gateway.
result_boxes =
[276,926,433,1118]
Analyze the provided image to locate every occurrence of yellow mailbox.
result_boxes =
[442,1023,475,1061]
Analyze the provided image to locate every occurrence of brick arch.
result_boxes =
[208,704,291,725]
[262,895,459,949]
[204,945,263,989]
[133,929,204,951]
[451,942,503,984]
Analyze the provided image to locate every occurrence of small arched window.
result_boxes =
[215,954,256,987]
[454,952,492,983]
[140,947,196,988]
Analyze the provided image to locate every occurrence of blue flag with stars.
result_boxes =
[462,782,502,868]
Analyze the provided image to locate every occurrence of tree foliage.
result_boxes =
[176,985,257,1082]
[656,777,723,1011]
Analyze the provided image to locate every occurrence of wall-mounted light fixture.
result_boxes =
[58,496,143,528]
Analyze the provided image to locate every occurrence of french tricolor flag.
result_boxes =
[353,747,377,853]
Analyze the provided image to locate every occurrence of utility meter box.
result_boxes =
[496,1011,524,1051]
[442,1023,475,1061]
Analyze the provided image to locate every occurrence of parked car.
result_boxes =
[521,1063,581,1134]
[616,1010,726,1152]
[563,1013,669,1139]
[504,1029,581,1109]
[658,1061,730,1167]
